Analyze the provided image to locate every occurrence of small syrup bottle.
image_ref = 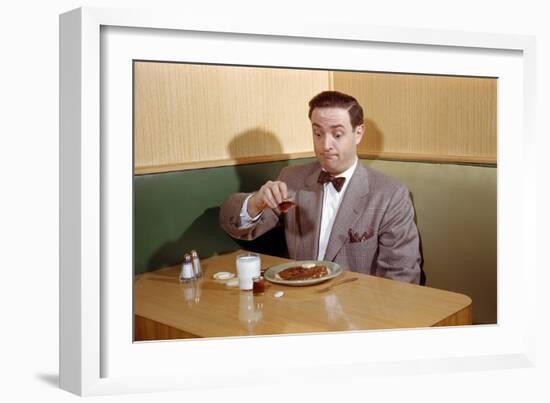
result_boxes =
[179,253,195,283]
[253,276,265,295]
[190,250,202,278]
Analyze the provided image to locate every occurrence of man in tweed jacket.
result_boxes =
[219,91,421,284]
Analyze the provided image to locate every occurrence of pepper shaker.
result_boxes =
[190,250,202,278]
[179,253,195,283]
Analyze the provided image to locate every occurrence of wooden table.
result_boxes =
[134,250,472,341]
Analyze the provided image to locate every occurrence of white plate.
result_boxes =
[263,260,342,286]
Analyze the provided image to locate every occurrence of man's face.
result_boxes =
[311,107,364,175]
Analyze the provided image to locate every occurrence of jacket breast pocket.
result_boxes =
[343,236,378,258]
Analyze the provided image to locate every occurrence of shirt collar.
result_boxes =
[338,157,358,181]
[321,157,358,194]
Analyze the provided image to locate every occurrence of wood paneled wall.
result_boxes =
[134,63,497,174]
[134,62,326,174]
[334,71,497,164]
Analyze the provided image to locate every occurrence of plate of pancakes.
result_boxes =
[263,260,342,286]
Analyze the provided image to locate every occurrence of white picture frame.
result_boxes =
[60,6,537,396]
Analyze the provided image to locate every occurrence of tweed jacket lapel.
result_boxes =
[293,166,324,260]
[323,162,370,261]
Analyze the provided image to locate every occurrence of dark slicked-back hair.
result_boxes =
[308,91,364,129]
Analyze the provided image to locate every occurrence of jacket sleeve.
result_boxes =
[376,185,422,284]
[218,192,281,241]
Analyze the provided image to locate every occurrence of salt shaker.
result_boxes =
[190,250,202,278]
[179,253,195,283]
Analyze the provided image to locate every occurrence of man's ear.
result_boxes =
[354,124,365,145]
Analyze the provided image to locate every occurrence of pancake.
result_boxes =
[275,265,328,281]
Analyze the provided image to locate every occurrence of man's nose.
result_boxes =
[322,135,333,151]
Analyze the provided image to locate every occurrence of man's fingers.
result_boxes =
[270,184,283,205]
[270,181,289,204]
[279,182,288,201]
[263,186,278,210]
[258,180,289,211]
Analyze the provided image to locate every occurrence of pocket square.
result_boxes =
[348,228,375,243]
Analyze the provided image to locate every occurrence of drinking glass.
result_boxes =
[278,192,296,213]
[236,253,261,291]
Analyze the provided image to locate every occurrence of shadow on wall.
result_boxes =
[147,206,232,271]
[228,128,290,192]
[361,118,384,159]
[146,128,291,271]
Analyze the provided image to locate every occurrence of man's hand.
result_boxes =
[247,180,288,217]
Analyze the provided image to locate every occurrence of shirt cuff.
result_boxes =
[238,193,263,229]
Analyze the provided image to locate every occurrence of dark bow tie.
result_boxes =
[317,170,346,192]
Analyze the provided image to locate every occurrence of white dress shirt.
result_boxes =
[239,158,359,261]
[317,158,357,260]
